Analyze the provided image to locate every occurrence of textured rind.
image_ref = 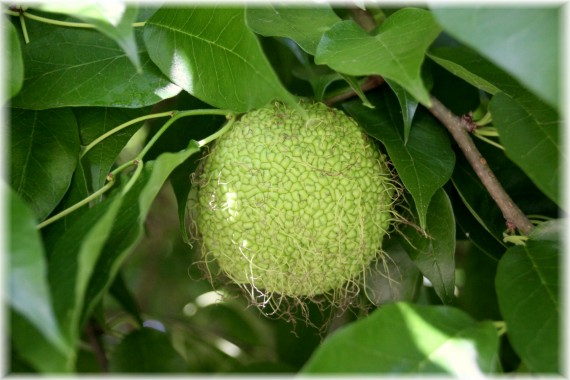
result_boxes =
[196,102,394,296]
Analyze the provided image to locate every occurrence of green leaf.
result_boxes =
[495,230,560,373]
[431,7,560,110]
[364,239,422,306]
[9,108,80,220]
[75,107,151,190]
[48,142,201,351]
[83,143,202,327]
[385,79,419,144]
[398,189,456,304]
[490,92,561,206]
[451,150,506,244]
[11,311,72,372]
[8,186,70,358]
[428,46,520,97]
[343,90,455,229]
[5,21,24,99]
[144,7,297,113]
[302,303,499,374]
[34,2,142,71]
[246,5,341,54]
[109,271,143,326]
[283,40,342,101]
[109,327,187,372]
[315,8,441,106]
[11,21,180,110]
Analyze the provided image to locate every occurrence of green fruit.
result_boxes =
[195,102,394,298]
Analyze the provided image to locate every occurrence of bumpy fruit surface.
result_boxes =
[196,102,394,297]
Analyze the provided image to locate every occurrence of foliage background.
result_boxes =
[4,2,566,376]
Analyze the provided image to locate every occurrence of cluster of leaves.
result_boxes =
[6,3,562,375]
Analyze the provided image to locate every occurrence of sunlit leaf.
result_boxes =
[303,303,499,374]
[8,186,70,361]
[315,8,441,106]
[9,108,80,220]
[431,7,560,110]
[5,20,23,99]
[496,226,560,373]
[144,6,297,113]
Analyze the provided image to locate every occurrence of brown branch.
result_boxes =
[85,319,109,373]
[324,75,385,106]
[428,96,534,235]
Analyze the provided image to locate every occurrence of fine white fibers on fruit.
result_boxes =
[195,102,395,299]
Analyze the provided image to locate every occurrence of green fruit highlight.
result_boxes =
[195,102,394,297]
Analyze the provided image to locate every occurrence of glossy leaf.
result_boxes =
[34,2,142,70]
[8,187,70,356]
[315,8,441,106]
[11,21,180,110]
[303,303,499,374]
[144,7,297,113]
[9,108,80,220]
[75,106,151,190]
[109,328,187,372]
[343,90,455,229]
[6,20,23,99]
[398,189,456,304]
[495,228,560,373]
[431,8,560,110]
[246,5,341,54]
[490,93,561,206]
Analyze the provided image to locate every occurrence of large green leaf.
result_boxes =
[8,186,70,359]
[398,189,456,304]
[302,303,499,374]
[109,328,187,372]
[490,93,561,207]
[144,6,297,113]
[11,21,180,109]
[431,7,560,110]
[343,90,455,229]
[246,6,341,55]
[5,21,24,99]
[315,8,441,106]
[495,224,560,373]
[33,2,142,70]
[9,108,80,220]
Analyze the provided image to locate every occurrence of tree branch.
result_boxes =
[428,96,534,235]
[324,75,385,106]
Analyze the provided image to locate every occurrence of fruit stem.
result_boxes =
[136,109,232,159]
[80,111,175,159]
[197,113,236,147]
[36,109,233,229]
[36,178,115,229]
